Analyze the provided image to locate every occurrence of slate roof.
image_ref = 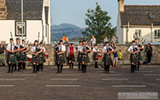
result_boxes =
[4,0,43,20]
[120,5,160,25]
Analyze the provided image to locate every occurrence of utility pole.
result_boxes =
[21,0,24,40]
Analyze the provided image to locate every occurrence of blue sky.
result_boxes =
[50,0,160,28]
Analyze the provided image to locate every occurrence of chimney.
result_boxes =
[0,0,7,19]
[118,0,124,12]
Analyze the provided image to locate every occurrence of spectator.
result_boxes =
[111,35,116,47]
[0,41,6,66]
[146,43,152,64]
[61,34,68,45]
[104,36,109,45]
[113,47,118,68]
[90,36,96,49]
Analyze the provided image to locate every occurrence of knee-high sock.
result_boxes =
[41,64,43,71]
[8,64,11,72]
[33,65,35,72]
[57,64,59,72]
[14,64,17,70]
[11,64,14,72]
[72,63,74,69]
[84,65,86,72]
[95,62,98,68]
[23,63,26,70]
[18,63,21,71]
[60,65,63,72]
[78,63,80,70]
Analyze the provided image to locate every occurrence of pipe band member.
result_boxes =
[31,40,43,73]
[128,40,139,73]
[20,40,29,70]
[0,42,6,66]
[15,38,21,71]
[56,40,66,73]
[80,40,91,73]
[38,42,46,71]
[135,38,144,71]
[92,44,100,68]
[67,43,76,69]
[6,38,17,73]
[103,42,114,73]
[77,41,82,71]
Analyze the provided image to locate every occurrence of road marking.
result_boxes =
[46,85,80,88]
[56,74,80,76]
[97,71,115,73]
[103,78,128,81]
[100,74,122,76]
[0,79,26,81]
[144,74,160,76]
[136,71,153,73]
[112,85,146,88]
[156,79,160,81]
[13,74,37,76]
[51,78,78,81]
[0,85,14,87]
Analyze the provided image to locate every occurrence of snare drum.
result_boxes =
[27,55,32,62]
[44,53,49,58]
[96,53,102,59]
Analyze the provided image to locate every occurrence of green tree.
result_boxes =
[83,2,115,43]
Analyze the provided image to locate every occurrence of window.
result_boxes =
[134,30,141,38]
[149,13,155,19]
[154,30,160,37]
[15,22,26,36]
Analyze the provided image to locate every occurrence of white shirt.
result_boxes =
[93,47,99,52]
[31,46,37,52]
[128,45,139,53]
[58,45,66,52]
[38,46,46,52]
[6,43,14,51]
[103,46,113,53]
[77,45,82,52]
[15,42,20,48]
[91,38,96,44]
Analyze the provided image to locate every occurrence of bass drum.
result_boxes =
[96,53,102,59]
[44,53,49,58]
[27,55,32,62]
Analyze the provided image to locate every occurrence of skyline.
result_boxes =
[50,0,160,28]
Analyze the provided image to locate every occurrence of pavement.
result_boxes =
[0,65,159,100]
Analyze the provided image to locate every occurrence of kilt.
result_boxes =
[138,52,142,61]
[31,54,40,64]
[15,52,21,61]
[103,54,112,65]
[39,53,45,64]
[21,52,27,61]
[68,57,75,62]
[93,53,98,60]
[130,54,138,63]
[77,52,82,63]
[56,54,65,64]
[7,53,17,64]
[81,54,90,64]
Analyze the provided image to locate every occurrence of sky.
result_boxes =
[50,0,160,28]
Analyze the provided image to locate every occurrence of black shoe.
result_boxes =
[7,71,10,73]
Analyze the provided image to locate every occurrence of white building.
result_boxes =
[117,0,160,44]
[0,0,51,44]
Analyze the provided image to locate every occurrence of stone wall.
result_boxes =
[39,44,160,65]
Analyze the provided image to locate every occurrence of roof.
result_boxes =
[120,5,160,26]
[5,0,43,20]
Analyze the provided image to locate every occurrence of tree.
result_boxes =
[83,2,115,43]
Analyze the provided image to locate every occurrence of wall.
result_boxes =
[25,44,160,66]
[0,20,15,43]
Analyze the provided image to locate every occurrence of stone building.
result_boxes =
[0,0,51,44]
[117,0,160,44]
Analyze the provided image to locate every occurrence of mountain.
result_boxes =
[51,23,83,41]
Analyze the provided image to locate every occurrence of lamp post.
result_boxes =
[21,0,24,40]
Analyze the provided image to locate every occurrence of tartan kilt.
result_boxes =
[77,52,82,63]
[93,53,98,60]
[39,53,45,64]
[81,54,90,64]
[7,53,17,64]
[56,54,65,64]
[68,57,75,62]
[16,52,21,61]
[138,52,142,61]
[21,52,27,61]
[31,54,40,63]
[130,54,139,63]
[103,54,112,65]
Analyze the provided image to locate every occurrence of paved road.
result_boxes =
[0,65,159,100]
